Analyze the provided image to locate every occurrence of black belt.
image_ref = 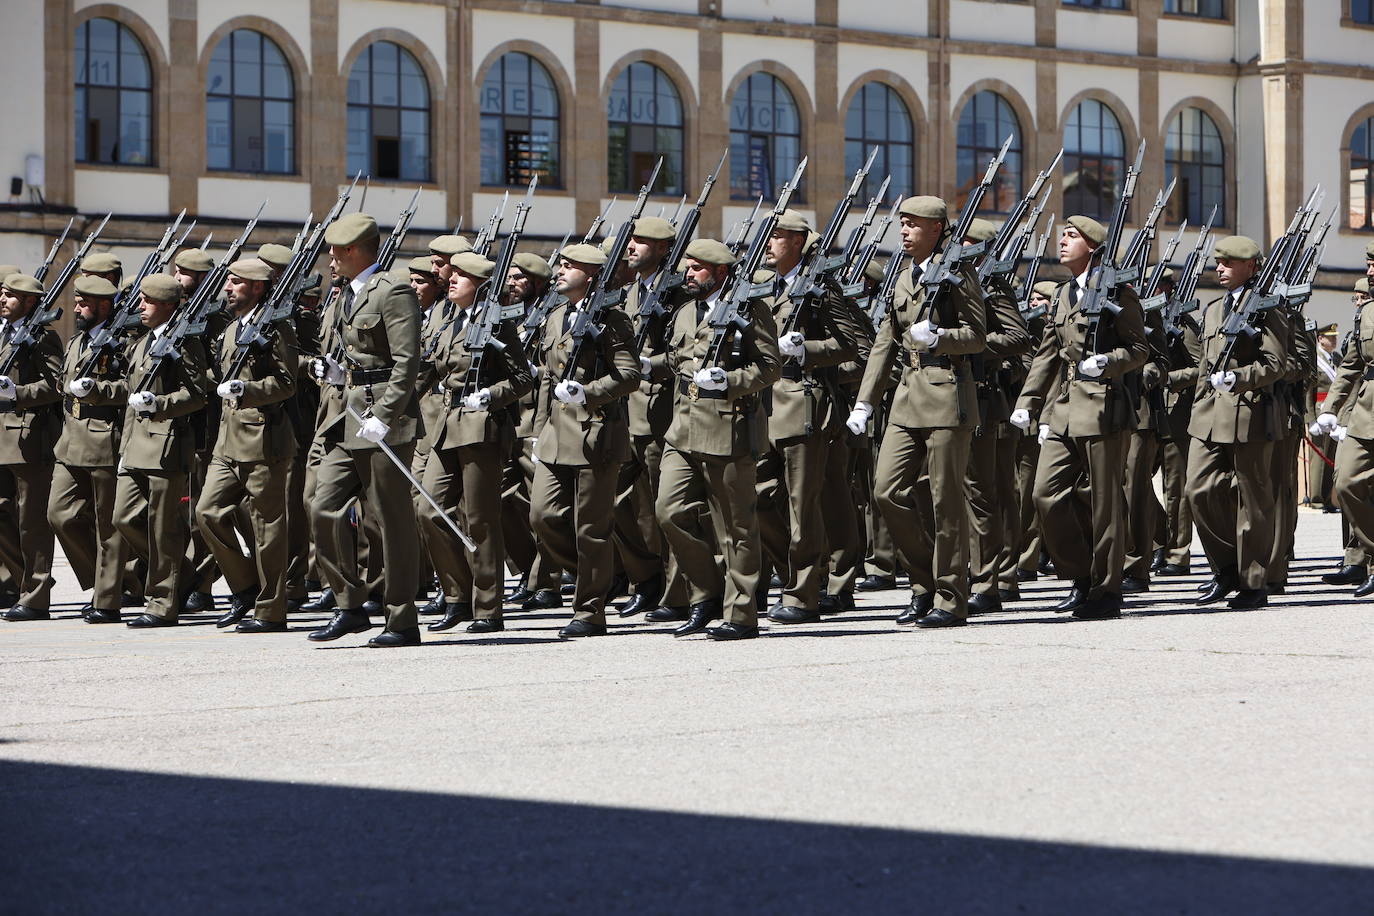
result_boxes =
[917,353,952,369]
[780,365,809,381]
[345,367,393,386]
[679,378,726,400]
[64,396,119,421]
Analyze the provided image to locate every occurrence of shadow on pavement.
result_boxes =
[4,761,1370,913]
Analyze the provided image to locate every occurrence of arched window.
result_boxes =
[1063,99,1126,221]
[480,52,561,187]
[607,62,683,196]
[1349,116,1374,230]
[75,18,153,166]
[956,90,1023,215]
[347,41,431,182]
[729,72,803,201]
[844,82,914,202]
[1165,107,1225,225]
[206,29,295,174]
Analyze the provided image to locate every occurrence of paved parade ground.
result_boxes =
[3,507,1372,913]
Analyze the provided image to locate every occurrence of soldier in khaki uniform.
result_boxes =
[307,213,424,647]
[1119,287,1171,593]
[655,239,780,639]
[111,274,210,627]
[1185,236,1288,609]
[530,243,641,638]
[1010,216,1149,619]
[1308,322,1340,509]
[1321,276,1371,589]
[1012,281,1055,582]
[407,254,450,617]
[81,252,123,289]
[1153,271,1202,577]
[848,195,987,627]
[1266,302,1317,593]
[195,258,299,632]
[48,275,129,623]
[758,211,868,624]
[0,274,62,621]
[419,251,533,633]
[851,259,898,593]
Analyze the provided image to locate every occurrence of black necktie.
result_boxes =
[563,306,578,336]
[1068,281,1080,308]
[339,283,356,318]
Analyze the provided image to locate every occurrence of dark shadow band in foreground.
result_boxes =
[3,761,1370,913]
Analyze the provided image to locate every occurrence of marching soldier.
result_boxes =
[1266,293,1317,593]
[409,254,451,617]
[0,274,62,621]
[655,239,779,638]
[1011,280,1055,583]
[48,275,129,623]
[848,195,988,627]
[1308,322,1340,510]
[1010,216,1149,619]
[1186,236,1287,609]
[853,260,899,593]
[307,213,424,647]
[112,274,210,627]
[1155,271,1203,577]
[195,258,298,632]
[81,252,123,288]
[529,243,640,638]
[1120,285,1171,593]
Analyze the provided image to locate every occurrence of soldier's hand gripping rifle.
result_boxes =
[519,198,615,353]
[0,213,111,375]
[459,177,536,402]
[559,157,663,384]
[1076,140,1146,355]
[978,148,1063,286]
[699,158,808,376]
[33,217,75,283]
[633,148,728,353]
[1015,211,1054,322]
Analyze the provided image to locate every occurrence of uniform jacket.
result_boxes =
[422,305,533,452]
[628,275,691,439]
[1185,290,1288,444]
[1162,313,1203,441]
[54,328,125,467]
[291,306,322,449]
[0,324,62,465]
[113,328,209,473]
[858,257,988,431]
[767,274,869,442]
[1015,277,1149,437]
[213,311,299,463]
[976,274,1032,428]
[532,300,640,466]
[663,294,780,460]
[1323,300,1374,439]
[313,284,349,435]
[415,300,453,453]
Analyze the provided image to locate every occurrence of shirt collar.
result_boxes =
[349,262,380,298]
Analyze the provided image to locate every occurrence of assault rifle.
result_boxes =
[1015,211,1054,322]
[33,217,75,282]
[978,148,1063,286]
[560,157,662,382]
[459,177,536,400]
[843,199,898,296]
[519,198,614,351]
[727,196,764,257]
[1154,207,1218,342]
[473,192,508,257]
[1077,140,1146,354]
[867,250,908,332]
[1273,203,1335,312]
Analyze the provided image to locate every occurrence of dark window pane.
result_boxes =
[206,96,231,170]
[347,106,369,175]
[74,18,154,165]
[605,61,683,194]
[482,52,561,187]
[233,30,261,97]
[955,90,1020,214]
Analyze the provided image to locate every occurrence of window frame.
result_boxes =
[1162,0,1226,18]
[1062,98,1128,222]
[205,29,297,176]
[1349,116,1374,232]
[74,17,155,168]
[956,89,1024,217]
[346,40,432,183]
[729,71,805,203]
[606,61,685,197]
[478,51,563,190]
[843,81,915,205]
[1164,106,1227,227]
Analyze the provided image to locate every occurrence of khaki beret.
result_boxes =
[775,209,812,233]
[429,234,472,257]
[1160,267,1176,283]
[2,274,43,296]
[600,236,624,258]
[632,217,676,241]
[1213,235,1261,261]
[227,257,272,282]
[965,218,998,244]
[74,275,118,298]
[1319,322,1339,336]
[82,252,122,274]
[560,243,608,267]
[386,267,412,285]
[0,265,21,283]
[1066,215,1107,246]
[450,251,495,280]
[407,256,436,276]
[174,248,215,273]
[683,238,736,267]
[139,273,181,302]
[899,196,948,221]
[1032,280,1059,299]
[1365,240,1374,260]
[324,212,380,247]
[863,259,885,283]
[1356,277,1370,295]
[256,243,294,268]
[513,252,552,281]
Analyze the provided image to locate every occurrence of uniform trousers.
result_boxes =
[1015,435,1044,574]
[48,463,124,610]
[421,441,504,620]
[1333,434,1374,570]
[502,439,561,592]
[821,434,862,597]
[612,434,664,585]
[1268,433,1301,585]
[1122,429,1160,581]
[1032,433,1127,599]
[530,460,619,625]
[196,455,292,622]
[873,424,972,616]
[1185,438,1275,590]
[993,430,1022,593]
[757,435,829,610]
[114,470,189,620]
[284,448,311,599]
[1158,435,1193,568]
[312,439,420,633]
[965,427,1004,597]
[656,446,759,626]
[0,462,56,610]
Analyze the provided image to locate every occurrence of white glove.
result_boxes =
[463,388,491,411]
[780,331,806,361]
[693,367,727,391]
[1009,408,1032,431]
[639,356,652,377]
[1333,425,1349,443]
[1037,424,1050,445]
[530,437,539,464]
[311,355,345,385]
[0,376,14,401]
[69,377,95,398]
[846,401,873,436]
[217,380,245,400]
[1077,354,1109,378]
[908,320,941,350]
[1315,412,1339,434]
[1209,371,1237,393]
[529,362,542,381]
[357,415,389,443]
[129,391,156,414]
[554,380,587,406]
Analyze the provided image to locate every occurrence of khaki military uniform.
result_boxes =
[1185,289,1288,589]
[1326,299,1374,571]
[656,294,780,625]
[1011,310,1048,578]
[195,312,299,622]
[1308,343,1338,507]
[285,303,322,599]
[1267,313,1316,586]
[1015,278,1149,600]
[530,301,640,625]
[1121,308,1171,583]
[820,307,874,601]
[415,297,456,591]
[1157,312,1203,568]
[859,259,988,617]
[0,324,62,611]
[312,268,423,632]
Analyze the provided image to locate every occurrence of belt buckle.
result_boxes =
[72,401,83,419]
[688,382,700,401]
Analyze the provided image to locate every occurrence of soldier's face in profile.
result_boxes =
[506,267,531,303]
[409,272,440,308]
[899,215,942,259]
[139,294,176,328]
[1366,258,1373,281]
[1058,228,1094,267]
[1215,257,1256,290]
[223,274,263,313]
[556,259,594,296]
[682,259,724,299]
[73,293,112,331]
[447,270,479,308]
[627,237,671,273]
[173,266,203,294]
[0,290,34,321]
[1029,292,1050,309]
[432,253,453,282]
[765,229,805,270]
